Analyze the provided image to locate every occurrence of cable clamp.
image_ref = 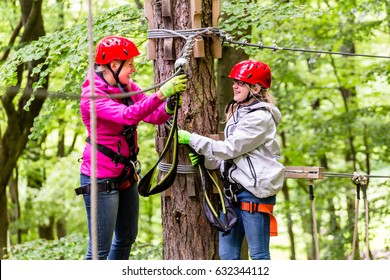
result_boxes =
[352,171,368,186]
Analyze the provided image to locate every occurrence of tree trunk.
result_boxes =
[0,0,47,258]
[279,130,297,260]
[38,217,55,240]
[151,0,219,259]
[56,219,67,239]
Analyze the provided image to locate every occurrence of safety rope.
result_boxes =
[307,180,320,259]
[362,181,370,259]
[86,0,98,260]
[351,180,360,259]
[351,172,370,259]
[137,94,180,197]
[137,34,195,197]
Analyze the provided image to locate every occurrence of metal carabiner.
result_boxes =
[131,160,143,181]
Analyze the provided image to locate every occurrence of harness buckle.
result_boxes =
[223,184,240,203]
[105,180,113,193]
[112,153,124,164]
[223,184,233,201]
[123,126,136,139]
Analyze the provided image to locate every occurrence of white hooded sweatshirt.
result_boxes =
[188,100,284,199]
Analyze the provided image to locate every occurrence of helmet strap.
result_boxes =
[106,61,127,93]
[225,99,237,114]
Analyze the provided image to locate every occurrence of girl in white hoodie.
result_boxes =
[178,60,284,260]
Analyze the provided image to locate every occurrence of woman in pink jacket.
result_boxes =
[77,36,187,259]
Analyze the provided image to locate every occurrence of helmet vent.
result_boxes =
[102,53,105,60]
[123,49,128,55]
[247,73,252,79]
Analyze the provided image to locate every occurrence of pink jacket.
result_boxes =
[80,73,171,178]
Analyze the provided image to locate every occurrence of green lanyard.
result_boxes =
[196,154,238,236]
[137,93,179,197]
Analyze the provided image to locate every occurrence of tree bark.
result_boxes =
[279,130,297,260]
[151,0,219,259]
[38,217,55,240]
[0,0,47,258]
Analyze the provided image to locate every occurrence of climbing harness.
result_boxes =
[240,202,278,236]
[221,160,244,202]
[75,98,141,196]
[197,154,238,236]
[221,160,278,237]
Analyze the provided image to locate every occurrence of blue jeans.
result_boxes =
[80,174,139,260]
[219,190,275,260]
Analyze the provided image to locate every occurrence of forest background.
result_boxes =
[0,0,389,260]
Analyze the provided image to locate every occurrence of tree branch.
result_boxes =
[1,16,23,62]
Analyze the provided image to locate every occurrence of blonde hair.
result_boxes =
[223,86,276,123]
[95,64,108,73]
[94,59,122,73]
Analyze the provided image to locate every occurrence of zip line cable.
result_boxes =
[160,163,390,181]
[148,28,390,59]
[285,169,390,179]
[222,38,390,59]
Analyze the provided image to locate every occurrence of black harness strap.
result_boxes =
[85,94,140,181]
[85,131,137,179]
[137,93,180,197]
[75,180,123,195]
[193,151,237,236]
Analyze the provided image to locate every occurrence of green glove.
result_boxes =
[178,129,191,145]
[189,152,200,167]
[160,74,188,98]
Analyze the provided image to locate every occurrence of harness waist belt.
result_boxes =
[240,202,278,236]
[74,176,136,196]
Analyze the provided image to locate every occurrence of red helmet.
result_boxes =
[95,36,140,65]
[228,60,272,88]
